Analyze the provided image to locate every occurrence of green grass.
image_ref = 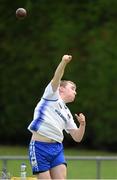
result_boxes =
[65,148,117,179]
[0,146,117,179]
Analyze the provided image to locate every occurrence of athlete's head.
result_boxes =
[59,80,77,103]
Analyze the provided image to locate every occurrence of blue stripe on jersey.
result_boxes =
[42,98,58,101]
[30,100,49,131]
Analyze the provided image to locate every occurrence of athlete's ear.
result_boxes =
[59,86,65,93]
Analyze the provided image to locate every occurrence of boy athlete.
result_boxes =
[28,55,86,179]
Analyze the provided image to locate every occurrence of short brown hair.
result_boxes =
[60,80,76,88]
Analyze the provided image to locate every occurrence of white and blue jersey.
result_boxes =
[28,83,77,143]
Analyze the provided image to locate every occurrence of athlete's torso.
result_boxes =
[28,83,77,142]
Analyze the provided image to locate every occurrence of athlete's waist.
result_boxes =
[31,132,57,143]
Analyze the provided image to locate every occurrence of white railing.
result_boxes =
[0,155,117,179]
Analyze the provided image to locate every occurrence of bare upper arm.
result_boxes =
[51,78,60,92]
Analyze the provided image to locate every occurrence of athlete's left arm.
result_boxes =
[69,113,86,142]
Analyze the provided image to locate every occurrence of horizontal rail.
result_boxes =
[65,156,117,160]
[0,156,117,179]
[0,155,117,160]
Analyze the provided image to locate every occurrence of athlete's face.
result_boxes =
[60,82,77,103]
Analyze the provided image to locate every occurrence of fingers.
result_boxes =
[75,113,84,118]
[68,55,72,60]
[75,114,78,118]
[62,55,72,62]
[79,113,85,118]
[75,113,86,126]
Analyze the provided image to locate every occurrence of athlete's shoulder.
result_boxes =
[42,82,59,100]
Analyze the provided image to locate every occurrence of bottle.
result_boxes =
[20,163,26,179]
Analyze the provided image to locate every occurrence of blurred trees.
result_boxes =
[0,0,117,150]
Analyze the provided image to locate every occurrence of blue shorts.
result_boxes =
[29,140,67,174]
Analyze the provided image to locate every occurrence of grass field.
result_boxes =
[0,145,117,179]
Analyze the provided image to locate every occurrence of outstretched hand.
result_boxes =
[62,55,72,64]
[75,113,86,126]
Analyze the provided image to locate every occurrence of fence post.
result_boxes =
[96,157,101,179]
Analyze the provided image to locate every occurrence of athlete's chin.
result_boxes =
[68,98,75,103]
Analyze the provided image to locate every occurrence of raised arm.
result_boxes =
[51,55,72,91]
